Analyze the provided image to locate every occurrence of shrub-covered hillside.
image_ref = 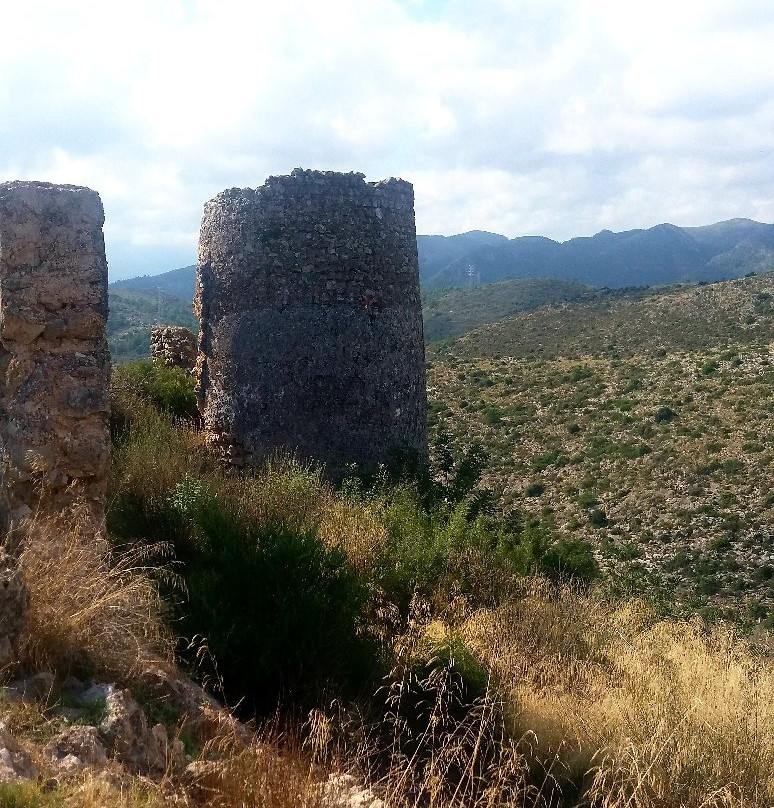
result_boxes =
[2,357,772,808]
[108,288,198,363]
[426,271,774,623]
[437,271,774,358]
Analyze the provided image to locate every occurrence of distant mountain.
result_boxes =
[112,264,197,301]
[418,218,774,289]
[111,219,774,304]
[107,218,774,362]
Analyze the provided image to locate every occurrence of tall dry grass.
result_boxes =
[460,579,774,807]
[16,506,175,681]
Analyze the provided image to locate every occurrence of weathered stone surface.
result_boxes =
[0,721,36,782]
[195,169,427,469]
[150,325,197,372]
[319,773,384,808]
[44,725,107,772]
[0,181,110,526]
[81,683,168,774]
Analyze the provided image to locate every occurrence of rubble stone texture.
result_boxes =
[0,181,111,526]
[150,324,197,371]
[195,169,428,468]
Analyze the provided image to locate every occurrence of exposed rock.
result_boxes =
[195,168,427,471]
[44,725,107,772]
[151,325,197,372]
[0,181,111,530]
[319,773,384,808]
[137,663,241,746]
[5,671,55,703]
[81,683,167,774]
[0,721,37,782]
[0,551,27,664]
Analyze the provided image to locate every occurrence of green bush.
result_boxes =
[371,490,544,618]
[171,486,379,711]
[588,508,608,527]
[112,359,198,420]
[655,406,678,423]
[541,538,599,582]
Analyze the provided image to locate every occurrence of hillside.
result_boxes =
[426,271,774,620]
[108,287,197,362]
[420,218,774,289]
[423,278,657,342]
[112,264,197,300]
[436,271,774,359]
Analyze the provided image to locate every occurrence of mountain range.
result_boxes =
[418,218,774,288]
[113,218,774,300]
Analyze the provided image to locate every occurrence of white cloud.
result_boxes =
[0,0,772,277]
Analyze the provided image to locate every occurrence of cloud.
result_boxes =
[0,0,772,278]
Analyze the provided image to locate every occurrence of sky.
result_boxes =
[2,0,773,280]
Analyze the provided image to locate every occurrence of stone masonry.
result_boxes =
[195,169,427,469]
[150,325,197,372]
[0,181,111,527]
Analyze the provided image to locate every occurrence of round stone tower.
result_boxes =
[195,169,427,469]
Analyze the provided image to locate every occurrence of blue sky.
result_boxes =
[2,0,773,279]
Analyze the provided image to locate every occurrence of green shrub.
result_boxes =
[588,508,608,527]
[112,359,198,420]
[371,489,546,618]
[0,783,61,808]
[173,487,379,711]
[541,538,599,582]
[525,480,545,497]
[655,406,678,422]
[482,406,503,425]
[577,491,598,509]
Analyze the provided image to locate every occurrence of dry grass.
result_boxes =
[460,581,774,807]
[186,718,332,808]
[16,505,175,681]
[109,395,212,508]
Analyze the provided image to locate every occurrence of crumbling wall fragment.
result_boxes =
[150,325,197,372]
[0,181,111,526]
[195,168,428,469]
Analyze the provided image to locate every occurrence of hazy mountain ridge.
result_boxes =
[420,218,774,289]
[107,219,774,361]
[111,218,774,304]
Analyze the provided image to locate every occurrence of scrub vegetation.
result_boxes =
[4,270,772,807]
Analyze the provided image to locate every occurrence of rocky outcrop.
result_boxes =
[0,721,37,782]
[80,683,182,774]
[150,325,197,372]
[0,181,111,529]
[195,168,428,470]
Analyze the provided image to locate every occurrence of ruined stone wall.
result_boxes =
[195,168,427,469]
[0,181,111,526]
[151,325,197,372]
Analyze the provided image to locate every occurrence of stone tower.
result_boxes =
[195,168,427,469]
[0,181,111,527]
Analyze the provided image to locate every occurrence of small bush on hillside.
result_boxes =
[541,538,599,582]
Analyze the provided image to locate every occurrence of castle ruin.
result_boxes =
[195,169,427,469]
[0,181,111,528]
